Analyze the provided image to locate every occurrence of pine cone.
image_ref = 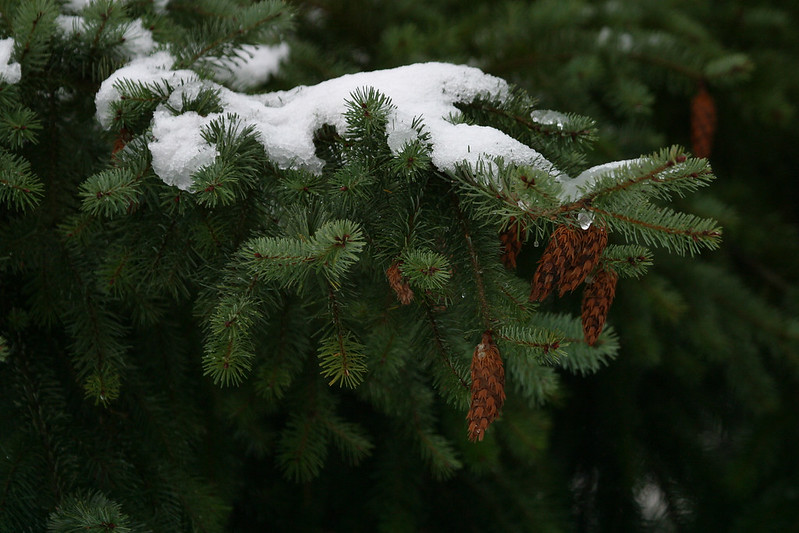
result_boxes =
[691,85,716,159]
[581,268,618,346]
[500,217,524,269]
[386,261,414,305]
[558,225,608,296]
[467,331,505,442]
[529,224,579,301]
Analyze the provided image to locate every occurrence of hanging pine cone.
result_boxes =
[500,217,525,269]
[581,267,618,346]
[529,224,579,301]
[386,261,414,305]
[691,84,716,159]
[467,331,505,442]
[558,224,608,296]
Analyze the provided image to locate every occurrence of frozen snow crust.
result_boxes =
[96,53,562,191]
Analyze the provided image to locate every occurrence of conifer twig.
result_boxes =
[176,10,288,69]
[457,100,593,140]
[424,306,469,390]
[452,194,493,331]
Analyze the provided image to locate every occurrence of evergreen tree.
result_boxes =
[296,0,799,530]
[0,1,795,532]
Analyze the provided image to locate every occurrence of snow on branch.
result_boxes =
[95,52,556,190]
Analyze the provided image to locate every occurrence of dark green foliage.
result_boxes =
[2,0,797,531]
[48,492,134,533]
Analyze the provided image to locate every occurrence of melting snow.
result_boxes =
[530,109,568,128]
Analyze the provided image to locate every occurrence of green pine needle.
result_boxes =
[317,332,367,388]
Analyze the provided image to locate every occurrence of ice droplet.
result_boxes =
[577,211,594,230]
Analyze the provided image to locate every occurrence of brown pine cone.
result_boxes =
[529,224,579,301]
[581,268,618,346]
[558,225,608,296]
[691,85,716,159]
[467,331,505,442]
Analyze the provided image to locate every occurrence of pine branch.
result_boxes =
[0,150,43,211]
[496,326,565,366]
[202,294,259,387]
[587,202,721,256]
[504,354,560,407]
[424,306,469,392]
[456,97,596,144]
[47,492,133,533]
[578,148,714,203]
[79,163,149,218]
[173,2,293,70]
[0,107,41,148]
[600,244,653,279]
[321,415,373,465]
[11,0,58,73]
[400,249,452,293]
[452,193,493,331]
[533,313,619,375]
[414,425,462,480]
[110,79,180,133]
[276,409,328,483]
[253,295,310,404]
[318,286,367,388]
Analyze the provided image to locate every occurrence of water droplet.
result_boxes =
[533,241,540,247]
[461,292,466,299]
[578,211,594,230]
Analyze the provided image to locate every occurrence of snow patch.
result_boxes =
[0,38,21,84]
[559,158,641,201]
[64,0,94,11]
[95,51,199,129]
[56,15,84,34]
[148,107,218,190]
[212,43,290,91]
[153,0,170,14]
[122,19,157,58]
[97,58,557,190]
